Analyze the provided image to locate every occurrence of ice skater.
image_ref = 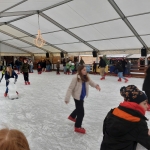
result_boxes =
[0,66,6,82]
[114,61,128,83]
[99,57,106,80]
[21,59,30,85]
[56,60,60,75]
[143,65,150,110]
[64,65,101,134]
[100,85,150,150]
[4,66,18,97]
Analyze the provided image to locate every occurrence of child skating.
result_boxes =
[65,65,100,134]
[21,59,30,85]
[4,66,18,97]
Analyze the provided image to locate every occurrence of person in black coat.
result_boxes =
[121,58,127,75]
[100,85,150,150]
[99,57,106,80]
[142,66,150,110]
[114,62,128,82]
[93,61,97,74]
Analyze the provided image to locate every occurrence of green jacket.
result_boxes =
[21,63,29,73]
[71,65,75,70]
[66,63,70,69]
[2,67,6,75]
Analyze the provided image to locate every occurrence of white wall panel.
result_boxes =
[0,16,23,22]
[70,19,133,41]
[5,39,31,48]
[11,15,60,34]
[56,43,92,52]
[42,46,60,52]
[0,43,26,53]
[141,35,150,47]
[0,25,27,37]
[0,0,20,12]
[44,0,120,28]
[0,32,13,41]
[23,47,45,53]
[6,0,64,12]
[42,31,78,44]
[115,0,150,16]
[128,14,150,35]
[88,40,117,50]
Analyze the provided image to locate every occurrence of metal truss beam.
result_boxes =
[8,24,66,53]
[40,12,99,51]
[108,0,148,49]
[0,0,27,13]
[0,29,48,53]
[0,41,33,54]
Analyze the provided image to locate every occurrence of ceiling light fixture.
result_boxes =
[34,14,46,47]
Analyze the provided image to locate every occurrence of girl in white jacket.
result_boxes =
[65,65,100,134]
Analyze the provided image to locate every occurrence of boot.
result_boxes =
[118,78,121,82]
[16,91,19,95]
[74,127,86,134]
[25,82,27,85]
[68,116,76,122]
[4,93,7,97]
[28,82,30,85]
[124,78,128,83]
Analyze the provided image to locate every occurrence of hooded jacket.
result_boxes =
[100,101,150,150]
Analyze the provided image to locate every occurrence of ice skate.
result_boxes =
[74,127,86,134]
[27,82,30,85]
[4,93,7,97]
[118,78,121,82]
[25,81,27,85]
[68,116,76,122]
[124,78,128,83]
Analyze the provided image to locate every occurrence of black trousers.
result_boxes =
[93,67,96,73]
[57,68,60,74]
[145,90,150,104]
[70,99,84,128]
[0,74,4,81]
[23,72,29,82]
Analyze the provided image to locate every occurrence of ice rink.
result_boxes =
[0,71,149,150]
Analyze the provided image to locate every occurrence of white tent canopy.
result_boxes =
[0,0,150,54]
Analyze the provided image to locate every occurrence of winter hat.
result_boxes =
[120,85,147,104]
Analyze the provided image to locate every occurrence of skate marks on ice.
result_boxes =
[0,72,148,150]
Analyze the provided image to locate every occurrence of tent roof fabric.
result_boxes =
[0,0,150,54]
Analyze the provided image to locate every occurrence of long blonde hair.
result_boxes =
[7,66,13,76]
[0,128,30,150]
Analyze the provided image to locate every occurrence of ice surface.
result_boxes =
[0,71,149,150]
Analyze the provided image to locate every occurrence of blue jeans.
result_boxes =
[118,72,124,79]
[46,65,50,71]
[5,81,9,93]
[30,65,33,72]
[64,66,66,73]
[16,66,20,72]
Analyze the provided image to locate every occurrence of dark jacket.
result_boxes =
[15,60,20,66]
[93,62,97,69]
[114,63,123,72]
[100,102,150,150]
[5,70,18,80]
[21,63,29,73]
[121,60,126,68]
[143,66,150,91]
[99,59,106,68]
[56,62,60,68]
